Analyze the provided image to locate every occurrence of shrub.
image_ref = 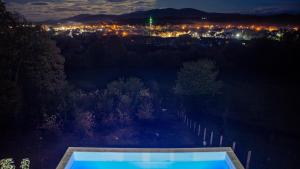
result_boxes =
[137,101,154,120]
[75,111,96,137]
[0,158,30,169]
[20,159,30,169]
[39,114,63,136]
[137,89,154,120]
[0,159,15,169]
[96,78,156,127]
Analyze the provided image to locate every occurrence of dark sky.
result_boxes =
[6,0,300,21]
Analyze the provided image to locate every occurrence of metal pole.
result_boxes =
[232,142,236,151]
[210,131,214,146]
[203,128,207,146]
[219,135,223,147]
[198,124,201,136]
[246,150,252,169]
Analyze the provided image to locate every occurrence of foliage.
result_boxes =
[96,78,155,127]
[0,159,15,169]
[0,2,67,125]
[74,111,96,137]
[137,89,154,120]
[174,59,222,96]
[39,114,63,135]
[20,159,30,169]
[56,87,94,120]
[0,158,30,169]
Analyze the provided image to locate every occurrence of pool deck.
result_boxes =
[56,147,245,169]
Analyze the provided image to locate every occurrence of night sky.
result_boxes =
[6,0,300,21]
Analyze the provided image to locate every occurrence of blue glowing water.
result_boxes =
[70,161,230,169]
[66,152,234,169]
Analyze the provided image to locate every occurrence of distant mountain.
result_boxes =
[249,7,300,16]
[48,8,300,25]
[59,14,116,23]
[120,8,207,18]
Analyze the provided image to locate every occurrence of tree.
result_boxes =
[19,27,66,119]
[175,59,222,96]
[0,2,66,126]
[174,59,222,113]
[96,78,155,127]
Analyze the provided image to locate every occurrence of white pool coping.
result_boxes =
[56,147,245,169]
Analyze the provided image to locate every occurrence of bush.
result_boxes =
[95,78,156,127]
[20,159,30,169]
[39,114,63,136]
[0,159,15,169]
[74,111,96,137]
[0,158,29,169]
[137,89,154,120]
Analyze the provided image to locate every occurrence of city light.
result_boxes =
[43,22,297,40]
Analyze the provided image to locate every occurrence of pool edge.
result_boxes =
[56,147,245,169]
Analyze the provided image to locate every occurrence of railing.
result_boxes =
[177,111,252,169]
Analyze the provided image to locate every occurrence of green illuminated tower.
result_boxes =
[147,16,153,37]
[149,16,153,28]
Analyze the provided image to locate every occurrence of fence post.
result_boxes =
[219,135,223,147]
[232,142,236,151]
[246,150,252,169]
[203,128,207,146]
[210,131,214,146]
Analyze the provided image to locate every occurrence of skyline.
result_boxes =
[5,0,300,21]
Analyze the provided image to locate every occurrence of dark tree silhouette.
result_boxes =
[0,2,66,127]
[175,59,222,96]
[96,78,155,127]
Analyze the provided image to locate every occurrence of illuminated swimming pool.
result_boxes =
[56,148,244,169]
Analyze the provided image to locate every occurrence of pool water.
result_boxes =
[65,152,235,169]
[70,161,230,169]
